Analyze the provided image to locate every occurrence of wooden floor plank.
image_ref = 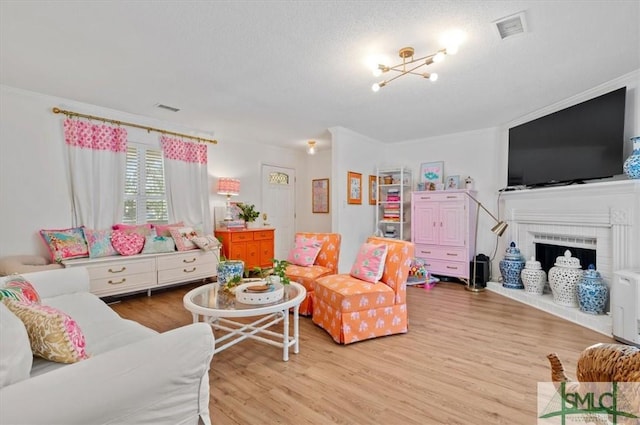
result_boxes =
[110,281,614,424]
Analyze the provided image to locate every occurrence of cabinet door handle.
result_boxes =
[108,266,126,273]
[183,267,197,273]
[446,253,458,257]
[183,258,197,263]
[420,250,431,255]
[440,222,443,227]
[108,278,126,285]
[433,222,436,227]
[446,196,457,199]
[446,265,458,270]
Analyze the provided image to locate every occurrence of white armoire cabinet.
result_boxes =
[411,189,477,280]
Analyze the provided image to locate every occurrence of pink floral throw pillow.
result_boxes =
[111,230,145,256]
[153,222,184,237]
[39,226,89,262]
[3,299,89,364]
[169,227,199,251]
[111,223,152,237]
[287,237,322,267]
[0,275,41,304]
[350,242,389,283]
[82,228,118,258]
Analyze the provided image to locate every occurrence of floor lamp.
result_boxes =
[464,191,508,293]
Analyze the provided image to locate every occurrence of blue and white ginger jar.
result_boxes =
[499,242,525,289]
[623,136,640,180]
[577,264,608,315]
[217,260,244,286]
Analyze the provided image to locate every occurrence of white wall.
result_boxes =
[296,149,332,233]
[3,68,637,272]
[0,85,302,258]
[330,126,385,272]
[387,127,503,275]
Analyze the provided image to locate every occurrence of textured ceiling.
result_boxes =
[1,1,639,153]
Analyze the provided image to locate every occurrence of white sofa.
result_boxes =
[0,267,215,425]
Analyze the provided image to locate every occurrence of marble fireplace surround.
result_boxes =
[487,180,640,335]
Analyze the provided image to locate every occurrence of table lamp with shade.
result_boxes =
[217,177,240,221]
[464,191,508,292]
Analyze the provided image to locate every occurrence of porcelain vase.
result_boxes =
[217,260,244,286]
[623,136,640,179]
[577,264,608,315]
[548,250,583,307]
[521,256,546,295]
[499,242,525,289]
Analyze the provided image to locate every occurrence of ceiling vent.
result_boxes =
[155,103,180,112]
[494,11,527,40]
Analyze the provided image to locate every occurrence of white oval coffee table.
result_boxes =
[183,281,306,361]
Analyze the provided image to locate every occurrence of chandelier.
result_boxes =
[371,45,458,92]
[307,140,316,155]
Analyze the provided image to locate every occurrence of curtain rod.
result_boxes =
[52,107,218,145]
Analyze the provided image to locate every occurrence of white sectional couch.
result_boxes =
[0,267,215,425]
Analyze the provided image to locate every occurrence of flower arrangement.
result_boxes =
[251,258,291,285]
[236,203,260,223]
[271,258,291,285]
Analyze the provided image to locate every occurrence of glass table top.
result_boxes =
[186,281,304,312]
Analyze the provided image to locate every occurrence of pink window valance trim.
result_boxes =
[161,136,208,164]
[63,119,127,152]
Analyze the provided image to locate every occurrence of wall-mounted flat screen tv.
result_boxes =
[507,87,626,188]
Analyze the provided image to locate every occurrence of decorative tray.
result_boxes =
[235,281,284,305]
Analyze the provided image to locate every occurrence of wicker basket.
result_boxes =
[547,343,640,423]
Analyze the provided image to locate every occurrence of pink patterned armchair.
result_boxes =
[312,237,414,344]
[284,232,341,316]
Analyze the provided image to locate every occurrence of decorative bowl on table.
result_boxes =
[235,281,284,305]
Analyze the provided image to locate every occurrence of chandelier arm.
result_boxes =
[382,61,431,85]
[387,49,445,70]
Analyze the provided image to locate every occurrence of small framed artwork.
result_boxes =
[368,175,377,205]
[420,161,444,185]
[445,175,460,190]
[312,178,329,213]
[347,171,362,205]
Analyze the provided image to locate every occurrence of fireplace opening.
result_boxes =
[535,243,596,274]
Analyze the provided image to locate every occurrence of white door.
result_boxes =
[261,164,295,259]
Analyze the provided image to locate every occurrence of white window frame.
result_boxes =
[123,143,168,225]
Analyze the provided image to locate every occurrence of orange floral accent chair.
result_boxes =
[312,237,414,344]
[284,232,341,316]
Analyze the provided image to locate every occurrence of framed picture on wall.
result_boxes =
[420,161,444,185]
[368,175,377,205]
[347,171,362,205]
[312,178,329,213]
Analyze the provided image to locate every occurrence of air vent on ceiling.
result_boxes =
[494,11,527,40]
[155,103,180,112]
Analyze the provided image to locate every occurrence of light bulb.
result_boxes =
[445,45,459,55]
[372,83,381,92]
[433,52,446,63]
[429,73,438,82]
[308,146,316,155]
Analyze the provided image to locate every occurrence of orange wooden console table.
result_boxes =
[214,228,275,270]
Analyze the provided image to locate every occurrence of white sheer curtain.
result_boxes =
[64,118,127,229]
[161,136,212,234]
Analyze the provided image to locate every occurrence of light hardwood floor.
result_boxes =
[110,281,615,425]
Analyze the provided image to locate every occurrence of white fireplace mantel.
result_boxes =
[487,179,640,335]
